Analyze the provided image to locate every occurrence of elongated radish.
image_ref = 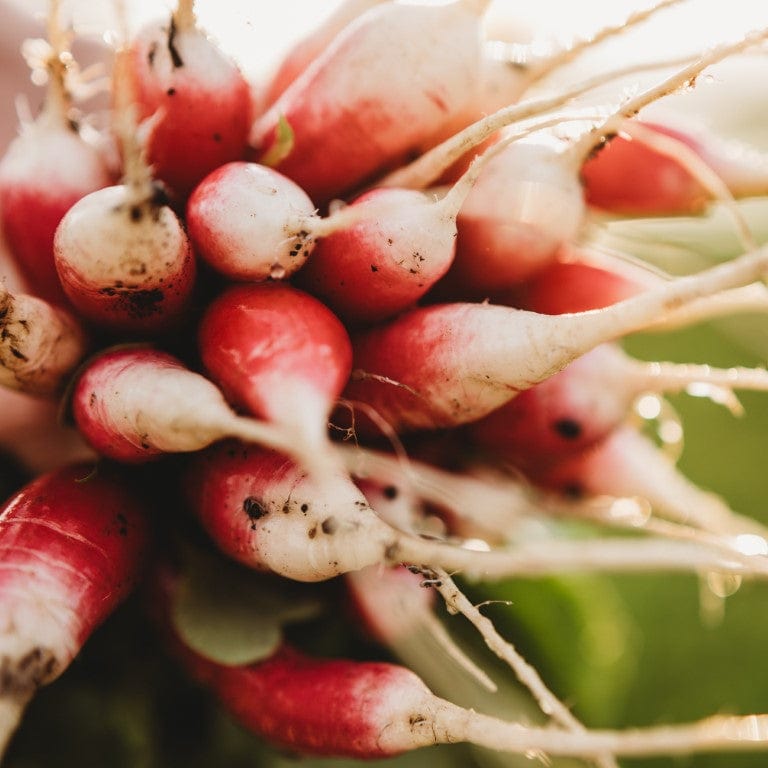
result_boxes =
[70,346,307,466]
[532,425,765,539]
[581,118,768,216]
[295,136,519,324]
[0,463,148,756]
[185,161,375,282]
[250,0,490,203]
[198,283,351,475]
[0,0,112,306]
[469,343,768,470]
[260,0,389,108]
[0,285,86,397]
[185,441,768,583]
[121,0,251,201]
[343,243,768,434]
[168,624,768,762]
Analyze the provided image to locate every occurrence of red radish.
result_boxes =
[0,463,148,755]
[343,244,768,434]
[532,425,764,538]
[295,138,516,324]
[250,0,490,204]
[185,441,756,583]
[198,283,351,473]
[260,0,388,108]
[121,0,251,201]
[469,343,768,471]
[0,285,87,397]
[70,347,302,465]
[581,119,768,216]
[158,555,768,760]
[0,1,112,306]
[0,386,94,474]
[186,161,373,282]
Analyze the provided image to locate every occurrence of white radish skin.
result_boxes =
[71,348,300,465]
[345,244,768,434]
[0,288,87,397]
[186,162,372,282]
[54,185,195,333]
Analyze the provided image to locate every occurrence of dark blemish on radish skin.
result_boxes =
[562,483,584,500]
[167,18,184,68]
[243,496,267,520]
[553,419,582,440]
[212,133,222,142]
[129,205,143,222]
[370,265,378,272]
[89,392,96,407]
[167,87,177,97]
[0,647,58,695]
[9,347,28,362]
[321,516,338,535]
[147,42,157,66]
[384,542,401,561]
[300,503,309,514]
[383,485,398,500]
[308,526,317,539]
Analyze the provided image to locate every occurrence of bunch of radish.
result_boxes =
[3,0,768,765]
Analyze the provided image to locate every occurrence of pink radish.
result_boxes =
[0,1,112,306]
[0,285,87,397]
[0,463,149,755]
[532,425,764,538]
[343,244,768,434]
[198,283,351,473]
[184,440,759,583]
[260,0,388,108]
[581,119,768,216]
[156,543,768,761]
[469,342,768,471]
[185,161,373,282]
[250,0,490,204]
[70,346,305,466]
[121,0,251,201]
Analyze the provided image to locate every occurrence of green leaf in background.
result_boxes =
[171,544,323,666]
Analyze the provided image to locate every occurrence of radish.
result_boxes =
[0,0,112,306]
[70,346,306,466]
[185,440,767,583]
[198,283,352,476]
[468,343,768,471]
[250,0,490,204]
[53,43,196,335]
[260,0,389,108]
[295,135,522,324]
[120,0,251,201]
[532,425,765,539]
[0,463,148,755]
[185,161,376,282]
[159,559,768,761]
[581,118,768,216]
[0,285,87,397]
[344,243,768,434]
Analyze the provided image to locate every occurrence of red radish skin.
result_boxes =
[122,6,251,201]
[0,464,148,753]
[71,347,297,464]
[199,283,352,464]
[0,125,112,307]
[344,245,768,434]
[250,0,489,203]
[581,120,768,216]
[53,184,196,334]
[0,288,87,397]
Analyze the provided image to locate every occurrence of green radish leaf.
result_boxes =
[260,114,295,167]
[171,544,323,666]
